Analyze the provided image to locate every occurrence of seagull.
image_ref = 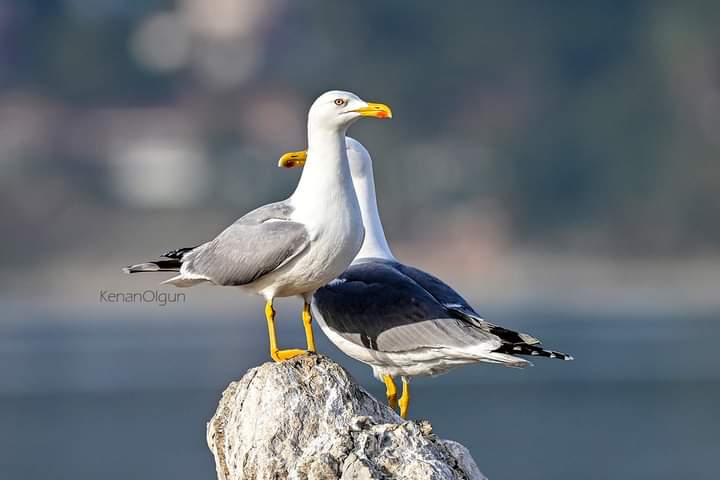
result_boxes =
[278,137,572,418]
[123,91,392,362]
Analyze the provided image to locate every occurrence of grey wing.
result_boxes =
[393,260,541,345]
[314,261,500,353]
[392,262,474,310]
[232,200,295,224]
[180,202,310,286]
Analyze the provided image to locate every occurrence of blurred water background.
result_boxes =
[1,1,719,479]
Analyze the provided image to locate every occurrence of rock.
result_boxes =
[207,354,486,480]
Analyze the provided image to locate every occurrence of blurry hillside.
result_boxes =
[1,1,719,307]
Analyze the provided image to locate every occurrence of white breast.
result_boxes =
[250,181,364,299]
[251,128,363,299]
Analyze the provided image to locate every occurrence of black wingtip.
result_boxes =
[497,343,573,361]
[162,246,196,259]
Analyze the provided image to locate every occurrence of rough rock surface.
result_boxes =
[207,354,486,480]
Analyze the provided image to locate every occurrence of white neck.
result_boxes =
[353,161,396,261]
[291,125,353,209]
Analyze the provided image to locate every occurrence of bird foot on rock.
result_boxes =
[271,349,309,362]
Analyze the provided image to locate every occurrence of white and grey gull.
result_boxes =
[123,91,392,362]
[279,137,573,418]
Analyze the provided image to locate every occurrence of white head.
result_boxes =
[279,136,395,260]
[307,90,392,133]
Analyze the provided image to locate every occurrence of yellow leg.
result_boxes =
[265,300,305,362]
[383,375,398,410]
[398,377,410,419]
[302,302,316,352]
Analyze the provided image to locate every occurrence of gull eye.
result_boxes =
[334,98,346,106]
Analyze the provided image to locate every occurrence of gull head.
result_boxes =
[308,90,392,131]
[279,137,372,178]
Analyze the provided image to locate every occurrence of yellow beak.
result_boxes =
[352,102,392,119]
[278,150,308,168]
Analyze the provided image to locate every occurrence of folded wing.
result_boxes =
[314,260,500,353]
[164,201,310,286]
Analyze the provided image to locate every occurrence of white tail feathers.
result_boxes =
[161,274,209,287]
[123,261,180,274]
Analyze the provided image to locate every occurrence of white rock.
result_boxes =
[207,354,485,480]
